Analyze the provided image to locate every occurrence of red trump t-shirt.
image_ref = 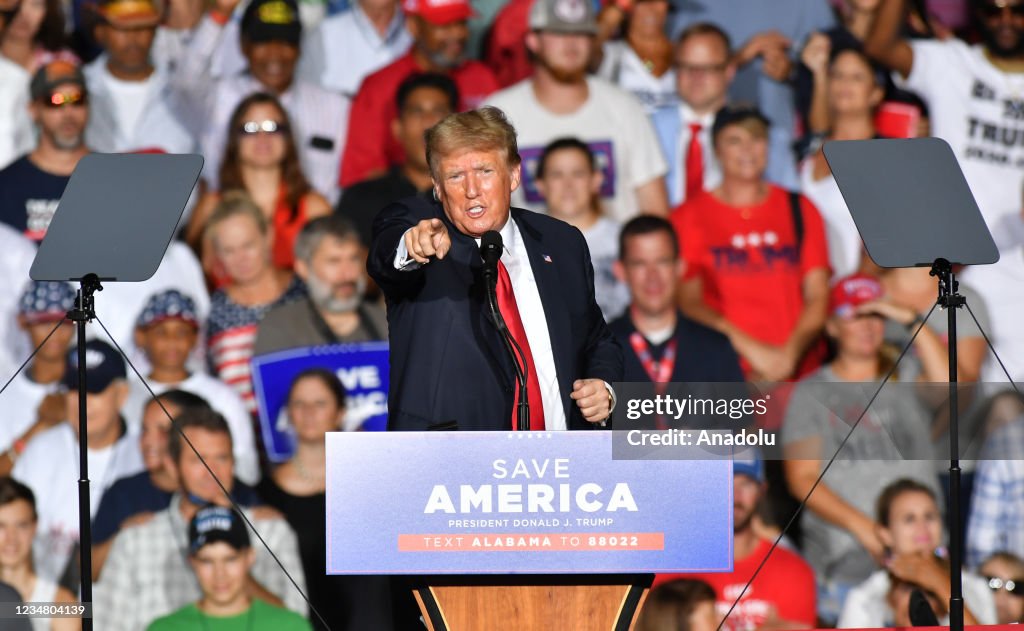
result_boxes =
[655,538,817,630]
[670,185,830,375]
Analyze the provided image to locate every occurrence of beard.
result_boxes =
[733,505,755,534]
[421,45,466,71]
[49,130,84,151]
[307,273,366,314]
[977,18,1024,58]
[539,56,587,84]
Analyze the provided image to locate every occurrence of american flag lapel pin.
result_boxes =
[543,254,553,263]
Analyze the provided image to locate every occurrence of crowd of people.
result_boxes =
[1,0,1024,628]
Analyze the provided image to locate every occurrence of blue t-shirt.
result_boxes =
[0,155,71,243]
[92,472,260,544]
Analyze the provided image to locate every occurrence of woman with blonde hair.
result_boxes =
[204,192,304,412]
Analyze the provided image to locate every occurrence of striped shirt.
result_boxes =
[207,277,305,412]
[967,417,1024,568]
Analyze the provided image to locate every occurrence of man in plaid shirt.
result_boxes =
[968,415,1024,569]
[966,413,1024,573]
[93,408,306,630]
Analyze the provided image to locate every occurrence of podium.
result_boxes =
[326,431,733,630]
[412,573,650,630]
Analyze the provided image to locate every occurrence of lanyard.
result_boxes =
[629,332,677,385]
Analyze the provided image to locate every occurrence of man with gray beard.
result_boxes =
[0,60,90,243]
[253,215,387,355]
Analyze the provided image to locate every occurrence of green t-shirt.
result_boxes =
[147,599,312,631]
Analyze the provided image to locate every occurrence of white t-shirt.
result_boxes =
[902,39,1024,238]
[299,4,412,97]
[103,74,149,138]
[799,158,862,279]
[581,216,629,321]
[12,424,144,582]
[839,568,996,627]
[122,372,260,485]
[0,371,60,454]
[90,242,210,376]
[597,41,679,115]
[485,77,668,222]
[961,245,1024,382]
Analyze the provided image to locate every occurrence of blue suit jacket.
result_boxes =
[368,195,623,431]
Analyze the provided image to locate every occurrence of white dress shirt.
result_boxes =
[171,15,350,203]
[492,217,567,431]
[668,104,719,207]
[299,3,412,97]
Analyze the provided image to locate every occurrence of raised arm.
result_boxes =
[863,0,915,79]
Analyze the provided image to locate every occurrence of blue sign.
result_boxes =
[326,431,733,575]
[251,342,389,462]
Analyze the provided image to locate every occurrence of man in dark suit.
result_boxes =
[368,106,622,431]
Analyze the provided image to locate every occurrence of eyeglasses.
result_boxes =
[675,62,729,76]
[44,90,86,108]
[239,119,288,135]
[978,1,1024,19]
[986,576,1024,596]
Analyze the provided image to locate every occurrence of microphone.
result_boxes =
[481,230,503,288]
[479,231,530,431]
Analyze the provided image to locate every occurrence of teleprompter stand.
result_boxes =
[30,153,202,631]
[824,137,999,631]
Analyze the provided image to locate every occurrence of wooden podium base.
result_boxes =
[413,574,652,631]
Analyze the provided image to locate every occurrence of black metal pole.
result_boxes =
[69,274,100,631]
[932,259,964,631]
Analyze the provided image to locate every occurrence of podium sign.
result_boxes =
[326,431,733,575]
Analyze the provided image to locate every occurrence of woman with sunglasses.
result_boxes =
[979,552,1024,624]
[188,93,330,278]
[838,478,996,627]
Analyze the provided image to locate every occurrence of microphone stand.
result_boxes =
[483,268,531,431]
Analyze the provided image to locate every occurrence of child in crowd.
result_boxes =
[146,505,311,630]
[126,289,260,485]
[0,477,79,631]
[636,578,719,631]
[535,137,629,320]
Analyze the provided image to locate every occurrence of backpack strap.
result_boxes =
[789,190,804,260]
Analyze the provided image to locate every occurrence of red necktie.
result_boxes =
[496,261,545,430]
[685,122,704,201]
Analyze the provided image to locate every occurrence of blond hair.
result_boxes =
[425,106,521,180]
[203,191,269,251]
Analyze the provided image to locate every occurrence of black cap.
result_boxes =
[29,60,87,101]
[62,339,127,393]
[711,103,771,141]
[189,505,251,554]
[240,0,301,45]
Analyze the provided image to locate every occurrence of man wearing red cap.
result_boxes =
[338,0,499,188]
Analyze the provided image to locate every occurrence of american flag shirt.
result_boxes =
[206,277,305,412]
